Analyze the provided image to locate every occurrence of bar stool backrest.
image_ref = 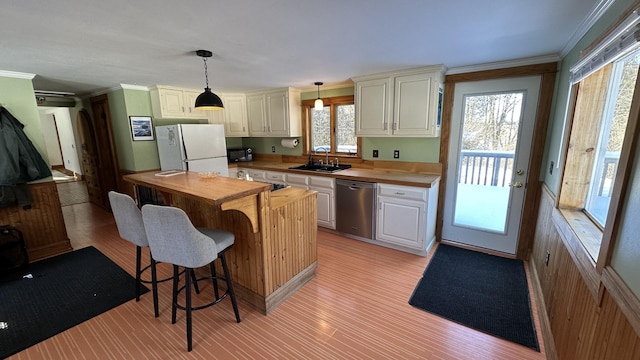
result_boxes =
[141,204,218,269]
[108,191,148,248]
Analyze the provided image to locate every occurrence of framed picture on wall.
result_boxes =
[129,116,154,141]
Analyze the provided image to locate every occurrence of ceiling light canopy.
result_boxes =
[314,82,323,110]
[195,50,223,111]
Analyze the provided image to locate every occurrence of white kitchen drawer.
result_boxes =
[265,171,285,183]
[286,174,309,187]
[377,183,427,201]
[248,169,266,180]
[309,176,335,189]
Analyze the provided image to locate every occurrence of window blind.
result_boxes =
[571,8,640,84]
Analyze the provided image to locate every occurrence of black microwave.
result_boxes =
[227,148,253,162]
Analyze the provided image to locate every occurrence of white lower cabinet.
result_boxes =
[285,174,309,189]
[376,182,438,255]
[285,174,335,229]
[309,176,335,229]
[247,169,266,182]
[265,171,285,184]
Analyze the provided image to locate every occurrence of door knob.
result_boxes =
[516,169,524,175]
[510,181,523,188]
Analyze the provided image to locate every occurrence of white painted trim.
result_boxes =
[445,55,561,75]
[120,83,149,91]
[298,80,354,92]
[0,70,36,79]
[560,0,616,57]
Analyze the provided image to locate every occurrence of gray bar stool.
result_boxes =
[141,204,241,352]
[108,191,160,317]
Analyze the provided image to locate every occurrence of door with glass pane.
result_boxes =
[442,76,540,254]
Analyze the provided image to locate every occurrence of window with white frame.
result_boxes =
[559,10,640,262]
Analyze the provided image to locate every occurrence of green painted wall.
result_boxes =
[0,76,50,169]
[363,137,440,162]
[123,89,157,171]
[107,90,133,170]
[243,137,303,156]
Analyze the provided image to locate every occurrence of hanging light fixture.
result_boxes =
[194,49,224,110]
[314,82,324,110]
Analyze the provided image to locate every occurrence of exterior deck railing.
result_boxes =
[458,150,514,187]
[597,151,620,197]
[457,150,620,194]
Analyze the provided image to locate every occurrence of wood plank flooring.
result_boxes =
[9,202,547,359]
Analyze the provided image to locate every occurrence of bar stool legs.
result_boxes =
[135,245,160,318]
[169,255,241,352]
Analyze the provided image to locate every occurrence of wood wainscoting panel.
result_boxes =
[531,184,640,360]
[267,190,317,294]
[0,181,71,261]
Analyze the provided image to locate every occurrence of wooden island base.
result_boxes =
[124,171,318,314]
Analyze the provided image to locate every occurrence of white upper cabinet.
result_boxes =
[247,93,268,135]
[247,88,301,137]
[353,66,444,137]
[207,94,248,137]
[150,86,207,119]
[355,77,392,135]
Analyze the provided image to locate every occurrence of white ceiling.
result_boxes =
[2,0,605,97]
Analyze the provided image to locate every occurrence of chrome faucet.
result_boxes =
[315,146,330,166]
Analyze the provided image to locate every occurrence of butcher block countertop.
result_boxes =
[124,170,271,206]
[232,161,441,188]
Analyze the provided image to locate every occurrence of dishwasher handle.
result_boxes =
[337,180,375,190]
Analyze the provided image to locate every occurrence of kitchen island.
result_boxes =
[123,171,317,314]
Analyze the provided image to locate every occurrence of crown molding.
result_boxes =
[560,0,616,57]
[446,54,561,75]
[0,70,36,79]
[120,83,150,91]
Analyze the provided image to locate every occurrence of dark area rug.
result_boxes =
[409,244,539,351]
[0,246,147,358]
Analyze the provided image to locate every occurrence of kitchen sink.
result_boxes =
[288,163,352,173]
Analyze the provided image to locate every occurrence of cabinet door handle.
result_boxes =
[383,122,388,130]
[392,122,397,131]
[395,192,405,196]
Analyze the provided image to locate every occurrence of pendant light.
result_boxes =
[195,50,224,110]
[314,82,324,110]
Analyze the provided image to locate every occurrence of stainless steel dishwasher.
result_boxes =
[336,179,376,240]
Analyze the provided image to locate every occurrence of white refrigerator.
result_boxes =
[155,124,229,176]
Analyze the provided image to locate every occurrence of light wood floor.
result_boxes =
[10,202,547,359]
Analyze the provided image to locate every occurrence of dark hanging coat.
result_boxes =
[0,106,51,209]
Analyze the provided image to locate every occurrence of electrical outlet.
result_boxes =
[393,150,400,159]
[373,149,379,158]
[545,250,551,266]
[271,145,276,153]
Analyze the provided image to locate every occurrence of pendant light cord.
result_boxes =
[203,57,210,89]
